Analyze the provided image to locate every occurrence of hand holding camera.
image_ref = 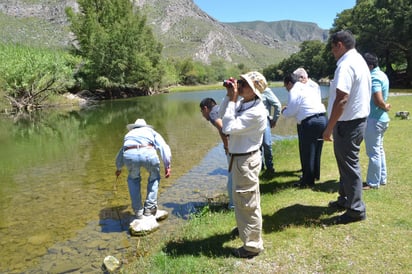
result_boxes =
[223,77,242,102]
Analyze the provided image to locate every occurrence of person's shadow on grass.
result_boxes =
[260,176,339,195]
[162,230,236,258]
[263,203,338,233]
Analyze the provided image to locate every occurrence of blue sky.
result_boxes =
[193,0,356,29]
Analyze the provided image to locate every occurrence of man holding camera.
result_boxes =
[218,71,267,258]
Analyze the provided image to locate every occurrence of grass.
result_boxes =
[122,94,412,273]
[168,82,284,93]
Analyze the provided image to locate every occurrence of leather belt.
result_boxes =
[228,149,259,172]
[124,144,153,151]
[302,113,325,123]
[229,149,259,157]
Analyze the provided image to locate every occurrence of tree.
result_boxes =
[271,40,327,80]
[331,0,412,87]
[66,0,163,92]
[0,43,79,112]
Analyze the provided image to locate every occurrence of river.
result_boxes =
[0,86,328,273]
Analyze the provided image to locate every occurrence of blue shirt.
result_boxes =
[369,67,390,122]
[115,126,171,169]
[261,87,282,122]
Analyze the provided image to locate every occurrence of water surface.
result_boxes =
[0,86,328,272]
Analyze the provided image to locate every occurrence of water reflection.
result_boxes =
[0,86,328,272]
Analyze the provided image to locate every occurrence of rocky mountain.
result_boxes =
[0,0,328,69]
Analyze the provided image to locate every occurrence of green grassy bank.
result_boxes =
[168,82,284,93]
[124,94,412,273]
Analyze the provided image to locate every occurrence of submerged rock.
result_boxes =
[129,209,169,236]
[103,255,121,272]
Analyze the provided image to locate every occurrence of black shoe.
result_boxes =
[293,181,314,189]
[231,247,260,259]
[261,168,275,179]
[335,212,366,224]
[328,200,346,212]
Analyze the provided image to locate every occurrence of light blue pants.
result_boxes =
[261,118,274,171]
[365,118,389,188]
[123,148,161,213]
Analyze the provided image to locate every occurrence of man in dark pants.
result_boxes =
[282,74,327,188]
[323,30,371,224]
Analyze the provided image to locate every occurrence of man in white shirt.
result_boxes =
[219,71,267,258]
[323,30,371,224]
[282,73,327,188]
[293,67,326,181]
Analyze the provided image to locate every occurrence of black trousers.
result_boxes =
[298,114,327,186]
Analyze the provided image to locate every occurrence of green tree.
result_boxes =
[271,40,327,80]
[331,0,412,87]
[0,43,79,112]
[66,0,163,91]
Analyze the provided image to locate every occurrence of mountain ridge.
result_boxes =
[0,0,328,68]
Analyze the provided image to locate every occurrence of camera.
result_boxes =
[223,78,235,87]
[223,78,244,88]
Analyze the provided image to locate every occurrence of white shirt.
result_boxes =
[328,49,371,121]
[282,81,326,123]
[220,96,267,154]
[307,78,322,101]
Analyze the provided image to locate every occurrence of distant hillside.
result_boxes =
[227,20,329,43]
[0,0,328,69]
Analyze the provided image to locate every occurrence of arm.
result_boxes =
[153,132,172,178]
[267,90,282,127]
[373,91,391,111]
[214,118,229,154]
[281,87,300,118]
[322,89,348,141]
[115,147,124,177]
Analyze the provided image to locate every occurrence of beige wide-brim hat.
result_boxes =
[127,118,153,131]
[240,71,268,99]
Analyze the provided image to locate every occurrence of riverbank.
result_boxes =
[24,144,230,273]
[123,95,412,273]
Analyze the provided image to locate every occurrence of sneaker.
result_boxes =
[143,206,157,217]
[363,183,378,190]
[135,209,143,220]
[231,247,260,259]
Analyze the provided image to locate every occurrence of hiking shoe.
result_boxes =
[231,247,260,259]
[143,206,157,217]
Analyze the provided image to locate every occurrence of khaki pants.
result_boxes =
[231,151,264,253]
